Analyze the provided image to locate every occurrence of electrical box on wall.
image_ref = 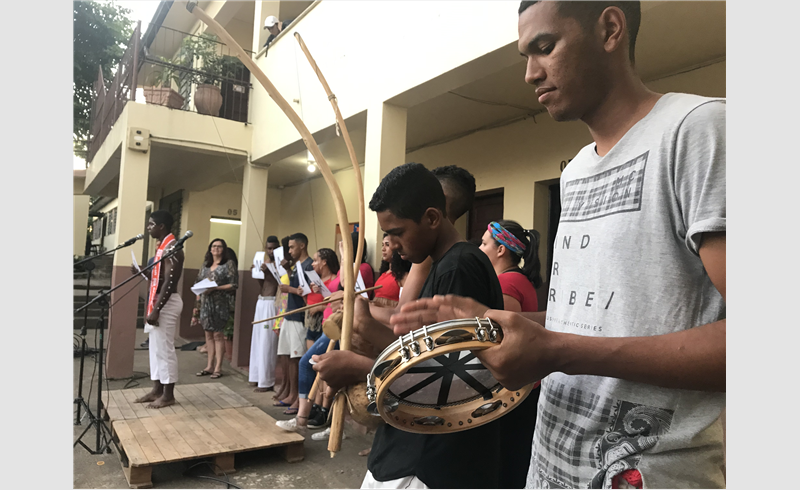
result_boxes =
[128,128,150,152]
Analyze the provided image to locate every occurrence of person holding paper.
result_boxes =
[194,238,238,379]
[133,210,184,409]
[276,247,340,433]
[274,233,313,414]
[304,248,339,348]
[249,236,281,393]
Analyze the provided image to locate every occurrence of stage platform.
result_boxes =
[106,383,305,489]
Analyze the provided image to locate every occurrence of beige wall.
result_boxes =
[74,196,91,256]
[405,62,726,280]
[182,181,245,269]
[249,1,520,162]
[209,220,242,259]
[274,166,365,257]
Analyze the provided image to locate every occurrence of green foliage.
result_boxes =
[145,57,182,89]
[73,1,133,155]
[179,34,243,87]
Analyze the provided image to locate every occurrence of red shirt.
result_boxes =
[498,271,539,312]
[374,271,401,302]
[306,276,337,306]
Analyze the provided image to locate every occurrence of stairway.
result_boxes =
[73,256,146,330]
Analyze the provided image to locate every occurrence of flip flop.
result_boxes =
[210,372,223,379]
[284,408,298,415]
[273,400,291,407]
[196,370,212,376]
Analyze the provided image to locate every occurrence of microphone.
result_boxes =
[174,230,193,248]
[121,234,144,247]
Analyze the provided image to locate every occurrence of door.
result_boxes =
[467,188,504,244]
[220,59,250,123]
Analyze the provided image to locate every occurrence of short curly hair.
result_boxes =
[369,163,446,222]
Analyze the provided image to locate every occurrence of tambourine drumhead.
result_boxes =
[367,318,533,434]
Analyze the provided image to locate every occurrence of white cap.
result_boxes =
[264,15,279,29]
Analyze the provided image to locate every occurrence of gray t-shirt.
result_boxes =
[528,93,726,489]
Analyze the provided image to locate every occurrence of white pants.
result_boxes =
[249,296,278,388]
[145,294,182,384]
[361,471,428,489]
[277,319,308,358]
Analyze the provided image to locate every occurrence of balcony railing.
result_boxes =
[87,23,253,163]
[87,22,140,163]
[138,26,253,123]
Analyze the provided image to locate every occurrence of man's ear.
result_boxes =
[424,207,443,229]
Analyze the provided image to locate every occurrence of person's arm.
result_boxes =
[312,350,374,393]
[397,258,431,308]
[503,295,522,312]
[478,232,726,392]
[146,249,184,325]
[353,296,396,352]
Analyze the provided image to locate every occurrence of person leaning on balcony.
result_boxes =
[263,15,295,49]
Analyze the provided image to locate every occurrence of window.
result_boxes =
[107,208,117,236]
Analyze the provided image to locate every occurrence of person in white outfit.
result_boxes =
[133,210,184,409]
[250,236,281,392]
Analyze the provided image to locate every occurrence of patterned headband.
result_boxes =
[488,222,526,256]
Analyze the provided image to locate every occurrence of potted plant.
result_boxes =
[181,34,226,116]
[142,57,185,109]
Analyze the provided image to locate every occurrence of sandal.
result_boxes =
[283,408,298,415]
[210,372,223,379]
[273,400,291,407]
[196,370,212,376]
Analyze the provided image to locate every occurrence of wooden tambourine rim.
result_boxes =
[373,324,533,434]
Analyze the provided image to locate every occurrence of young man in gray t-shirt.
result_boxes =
[392,2,725,488]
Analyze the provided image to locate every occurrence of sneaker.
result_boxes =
[307,407,329,429]
[140,338,149,348]
[276,417,307,433]
[311,427,346,441]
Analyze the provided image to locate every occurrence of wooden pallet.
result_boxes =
[105,384,304,488]
[106,383,252,421]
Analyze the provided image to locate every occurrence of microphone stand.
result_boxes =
[74,237,142,267]
[73,237,141,427]
[73,240,183,457]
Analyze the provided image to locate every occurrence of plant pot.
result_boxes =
[194,84,223,116]
[142,86,184,109]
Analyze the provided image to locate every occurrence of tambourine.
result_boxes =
[365,317,533,434]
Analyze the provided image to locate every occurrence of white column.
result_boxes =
[106,139,150,379]
[364,102,408,271]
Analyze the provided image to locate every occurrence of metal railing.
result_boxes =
[87,22,141,163]
[86,23,254,163]
[137,26,253,124]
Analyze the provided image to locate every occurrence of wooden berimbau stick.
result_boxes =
[251,285,382,325]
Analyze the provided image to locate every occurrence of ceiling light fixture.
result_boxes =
[307,163,316,173]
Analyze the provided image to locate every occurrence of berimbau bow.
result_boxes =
[185,2,364,457]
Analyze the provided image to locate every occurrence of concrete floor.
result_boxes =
[73,328,374,489]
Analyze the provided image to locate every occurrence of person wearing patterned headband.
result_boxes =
[480,220,543,313]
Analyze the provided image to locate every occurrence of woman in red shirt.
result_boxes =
[304,248,340,349]
[479,220,543,313]
[373,233,412,308]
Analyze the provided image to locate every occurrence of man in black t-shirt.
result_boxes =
[313,163,535,488]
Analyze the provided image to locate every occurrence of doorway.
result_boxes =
[467,188,504,244]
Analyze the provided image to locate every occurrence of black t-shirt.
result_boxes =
[367,242,536,488]
[286,257,312,322]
